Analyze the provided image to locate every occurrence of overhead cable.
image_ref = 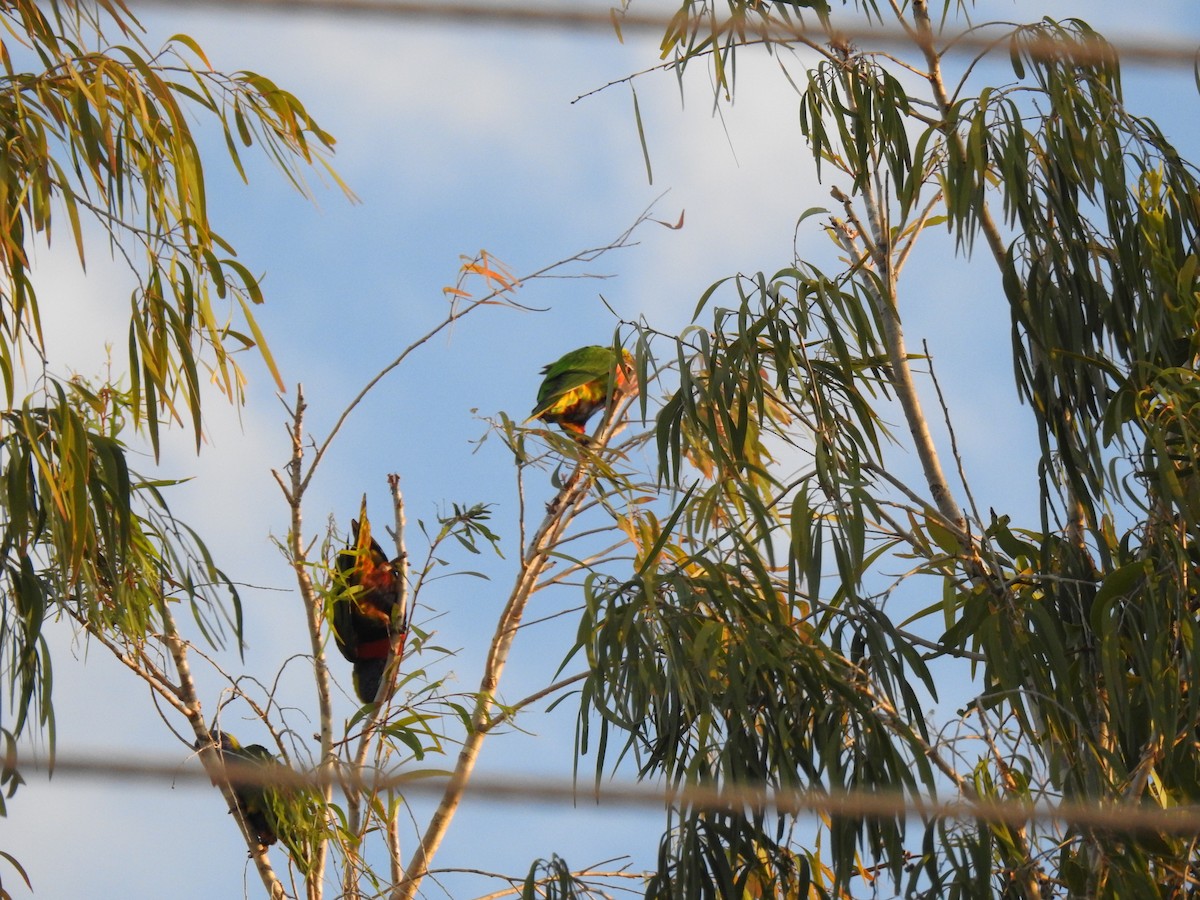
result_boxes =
[122,1,1200,71]
[14,749,1200,836]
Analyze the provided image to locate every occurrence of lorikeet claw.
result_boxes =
[530,345,637,440]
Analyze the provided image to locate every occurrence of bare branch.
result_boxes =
[482,671,590,732]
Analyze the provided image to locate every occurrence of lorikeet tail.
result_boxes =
[354,629,410,703]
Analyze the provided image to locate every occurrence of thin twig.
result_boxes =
[276,384,334,897]
[300,212,658,498]
[482,671,590,732]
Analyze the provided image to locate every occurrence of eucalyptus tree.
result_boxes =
[563,1,1200,897]
[0,4,660,896]
[0,0,343,894]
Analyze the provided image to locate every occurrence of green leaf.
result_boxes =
[631,83,653,186]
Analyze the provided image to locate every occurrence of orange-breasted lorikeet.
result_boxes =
[332,502,404,703]
[530,345,638,438]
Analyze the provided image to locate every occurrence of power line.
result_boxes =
[15,749,1200,837]
[124,1,1200,71]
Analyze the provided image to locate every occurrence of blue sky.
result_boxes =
[3,1,1200,897]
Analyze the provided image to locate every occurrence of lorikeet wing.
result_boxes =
[331,498,404,703]
[236,743,284,849]
[239,744,320,877]
[331,515,394,660]
[530,345,637,437]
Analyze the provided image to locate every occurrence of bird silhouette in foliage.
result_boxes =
[208,729,279,849]
[530,345,638,439]
[205,728,318,875]
[332,499,405,703]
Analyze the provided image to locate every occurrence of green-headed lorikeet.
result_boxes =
[531,345,638,438]
[206,729,319,875]
[331,500,405,703]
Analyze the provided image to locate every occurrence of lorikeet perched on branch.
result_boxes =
[332,500,405,703]
[208,729,278,848]
[530,345,638,438]
[206,729,318,875]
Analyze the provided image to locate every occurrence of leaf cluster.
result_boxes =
[0,0,339,750]
[561,2,1200,896]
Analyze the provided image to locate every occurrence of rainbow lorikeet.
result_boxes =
[206,729,318,875]
[530,345,638,438]
[332,501,404,703]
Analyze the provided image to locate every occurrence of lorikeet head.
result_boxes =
[530,345,637,437]
[208,727,240,753]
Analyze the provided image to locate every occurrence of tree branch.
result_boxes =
[277,384,334,897]
[393,401,634,900]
